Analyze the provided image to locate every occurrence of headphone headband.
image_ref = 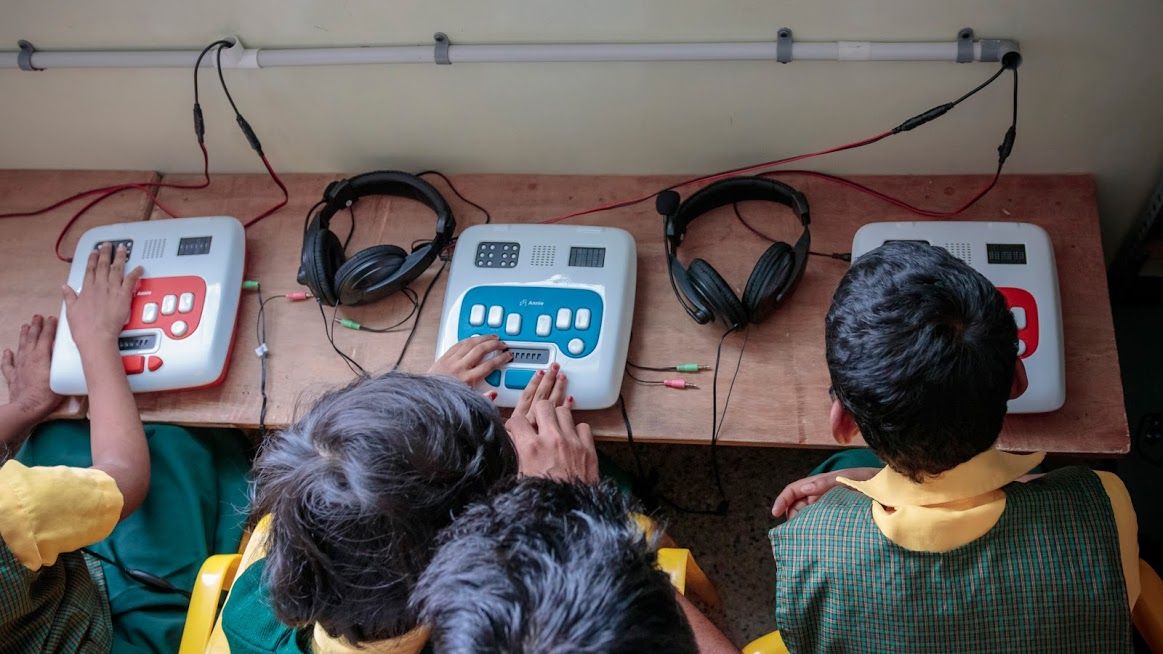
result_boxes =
[663,177,809,249]
[317,170,455,245]
[299,170,457,306]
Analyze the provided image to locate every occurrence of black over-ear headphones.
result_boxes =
[298,171,456,306]
[657,176,810,330]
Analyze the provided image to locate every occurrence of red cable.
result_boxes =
[763,168,1002,218]
[241,154,290,229]
[0,143,212,221]
[538,130,893,224]
[53,184,181,262]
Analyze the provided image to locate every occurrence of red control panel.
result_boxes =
[120,276,206,376]
[998,286,1038,360]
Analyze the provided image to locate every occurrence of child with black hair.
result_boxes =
[212,342,594,653]
[769,241,1138,652]
[0,244,251,653]
[414,478,702,654]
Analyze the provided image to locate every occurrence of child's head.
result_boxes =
[252,372,518,644]
[826,241,1022,481]
[413,478,698,654]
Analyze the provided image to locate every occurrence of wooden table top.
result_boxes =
[0,170,158,416]
[115,171,1127,454]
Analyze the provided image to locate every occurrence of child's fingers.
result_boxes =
[530,363,560,403]
[532,400,562,438]
[2,349,14,383]
[25,315,43,350]
[39,316,57,351]
[121,266,145,295]
[61,284,79,307]
[17,323,31,356]
[463,336,506,366]
[108,245,127,285]
[547,370,569,407]
[513,369,546,419]
[82,249,99,287]
[505,409,537,444]
[465,349,512,382]
[554,404,579,441]
[482,390,499,403]
[94,242,113,286]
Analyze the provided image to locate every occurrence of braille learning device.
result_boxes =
[50,216,245,394]
[436,224,636,409]
[851,221,1065,413]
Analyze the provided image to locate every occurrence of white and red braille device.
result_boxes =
[50,216,245,394]
[851,221,1065,414]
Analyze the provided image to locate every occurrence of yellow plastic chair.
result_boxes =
[178,553,242,654]
[740,559,1163,654]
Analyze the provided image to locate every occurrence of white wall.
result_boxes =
[1,0,1161,256]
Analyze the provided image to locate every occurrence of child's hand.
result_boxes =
[2,315,63,422]
[512,363,569,422]
[428,334,512,387]
[61,243,143,355]
[771,466,880,519]
[506,400,597,483]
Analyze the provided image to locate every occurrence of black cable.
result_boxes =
[624,367,665,386]
[214,42,242,118]
[318,301,368,378]
[951,65,1007,107]
[619,394,647,482]
[416,170,493,225]
[302,200,325,235]
[192,39,232,144]
[192,40,232,107]
[346,289,420,333]
[256,291,279,438]
[390,261,448,371]
[81,548,192,598]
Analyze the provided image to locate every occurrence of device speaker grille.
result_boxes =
[941,242,972,265]
[142,238,166,260]
[530,245,556,267]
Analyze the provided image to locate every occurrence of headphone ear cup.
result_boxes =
[301,228,345,306]
[688,258,748,330]
[743,242,795,324]
[333,244,408,306]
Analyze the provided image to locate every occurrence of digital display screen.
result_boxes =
[569,247,606,268]
[884,239,931,246]
[177,236,213,256]
[118,333,158,352]
[986,243,1027,265]
[508,347,550,365]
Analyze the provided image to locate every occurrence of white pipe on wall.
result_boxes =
[0,37,1018,70]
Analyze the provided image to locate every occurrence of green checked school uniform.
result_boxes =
[6,421,251,653]
[771,450,1136,653]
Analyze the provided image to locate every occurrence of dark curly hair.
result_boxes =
[251,372,518,643]
[412,478,698,654]
[826,241,1018,481]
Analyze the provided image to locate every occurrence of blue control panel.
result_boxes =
[458,286,604,364]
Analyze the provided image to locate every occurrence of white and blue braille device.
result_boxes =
[436,224,636,410]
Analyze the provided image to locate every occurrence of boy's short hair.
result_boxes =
[252,372,517,644]
[826,241,1018,481]
[413,478,698,654]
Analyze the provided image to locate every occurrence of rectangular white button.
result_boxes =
[1011,307,1027,330]
[505,313,522,335]
[487,306,504,327]
[556,308,572,330]
[142,302,159,324]
[468,304,486,326]
[178,292,195,313]
[574,308,591,330]
[536,314,552,336]
[161,294,177,316]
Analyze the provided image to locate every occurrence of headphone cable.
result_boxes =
[81,547,191,598]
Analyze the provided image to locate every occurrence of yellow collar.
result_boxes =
[838,448,1045,507]
[311,624,429,654]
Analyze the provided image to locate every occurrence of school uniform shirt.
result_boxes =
[0,459,123,652]
[837,449,1139,608]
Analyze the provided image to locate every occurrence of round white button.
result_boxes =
[567,338,584,355]
[171,320,189,337]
